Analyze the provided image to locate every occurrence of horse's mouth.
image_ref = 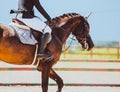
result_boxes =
[81,36,94,51]
[82,42,94,51]
[82,42,88,50]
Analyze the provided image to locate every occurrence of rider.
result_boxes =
[12,0,52,60]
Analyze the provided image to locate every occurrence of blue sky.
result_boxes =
[0,0,120,42]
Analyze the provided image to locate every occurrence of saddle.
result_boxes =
[8,18,42,45]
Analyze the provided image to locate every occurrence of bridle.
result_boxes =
[72,17,90,50]
[51,16,90,52]
[74,18,89,41]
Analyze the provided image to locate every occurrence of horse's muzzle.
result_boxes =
[86,34,94,51]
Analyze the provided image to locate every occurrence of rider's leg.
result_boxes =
[37,32,51,59]
[37,22,52,60]
[36,21,52,60]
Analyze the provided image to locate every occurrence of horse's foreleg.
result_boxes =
[41,62,51,92]
[50,68,64,92]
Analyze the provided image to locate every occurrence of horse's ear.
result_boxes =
[85,12,92,20]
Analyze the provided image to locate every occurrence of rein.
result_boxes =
[62,35,75,52]
[53,26,76,53]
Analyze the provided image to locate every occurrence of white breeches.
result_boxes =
[17,15,52,34]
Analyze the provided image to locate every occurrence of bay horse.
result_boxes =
[0,13,94,92]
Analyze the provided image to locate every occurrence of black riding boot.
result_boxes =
[37,33,51,60]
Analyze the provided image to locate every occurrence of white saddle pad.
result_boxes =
[10,23,38,45]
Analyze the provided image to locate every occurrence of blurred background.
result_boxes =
[0,1,120,92]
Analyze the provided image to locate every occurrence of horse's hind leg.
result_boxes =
[50,68,64,92]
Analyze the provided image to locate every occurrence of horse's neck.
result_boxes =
[51,13,80,28]
[53,16,81,45]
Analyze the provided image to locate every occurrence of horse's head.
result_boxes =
[72,16,94,51]
[47,13,94,51]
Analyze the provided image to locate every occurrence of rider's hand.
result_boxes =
[10,9,15,14]
[47,17,52,24]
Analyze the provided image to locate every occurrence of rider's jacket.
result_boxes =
[18,0,51,21]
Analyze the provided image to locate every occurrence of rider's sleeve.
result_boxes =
[34,0,51,22]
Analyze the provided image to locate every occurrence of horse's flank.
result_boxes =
[0,33,36,64]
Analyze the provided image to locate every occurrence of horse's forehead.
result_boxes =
[84,21,90,33]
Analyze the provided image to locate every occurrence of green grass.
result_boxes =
[61,47,120,60]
